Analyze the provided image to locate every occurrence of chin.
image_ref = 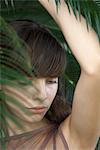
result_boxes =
[23,114,44,123]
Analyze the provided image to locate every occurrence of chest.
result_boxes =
[6,125,69,150]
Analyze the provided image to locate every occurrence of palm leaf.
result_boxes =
[2,0,100,40]
[0,16,34,149]
[65,0,100,40]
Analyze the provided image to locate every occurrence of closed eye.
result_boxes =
[46,80,58,84]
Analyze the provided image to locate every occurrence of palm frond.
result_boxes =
[0,16,34,148]
[4,0,15,9]
[2,0,100,39]
[55,0,100,40]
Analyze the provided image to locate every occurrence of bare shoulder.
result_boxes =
[57,115,95,150]
[58,114,86,150]
[56,115,79,150]
[57,115,71,149]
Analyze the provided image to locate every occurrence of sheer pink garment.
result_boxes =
[1,123,69,150]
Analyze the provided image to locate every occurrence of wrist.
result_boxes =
[54,1,71,28]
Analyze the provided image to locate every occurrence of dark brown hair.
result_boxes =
[10,20,72,124]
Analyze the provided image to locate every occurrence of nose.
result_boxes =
[32,79,47,101]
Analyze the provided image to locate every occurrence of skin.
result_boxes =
[4,77,58,135]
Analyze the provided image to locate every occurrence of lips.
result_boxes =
[27,107,47,114]
[28,106,47,109]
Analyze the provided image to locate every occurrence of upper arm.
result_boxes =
[61,70,100,149]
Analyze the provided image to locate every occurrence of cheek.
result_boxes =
[47,85,58,102]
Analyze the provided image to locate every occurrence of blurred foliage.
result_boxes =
[0,16,34,149]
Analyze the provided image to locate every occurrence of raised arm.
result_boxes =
[39,0,100,74]
[38,0,100,149]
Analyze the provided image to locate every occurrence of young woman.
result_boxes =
[1,0,100,150]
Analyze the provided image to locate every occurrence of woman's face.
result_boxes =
[4,77,58,123]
